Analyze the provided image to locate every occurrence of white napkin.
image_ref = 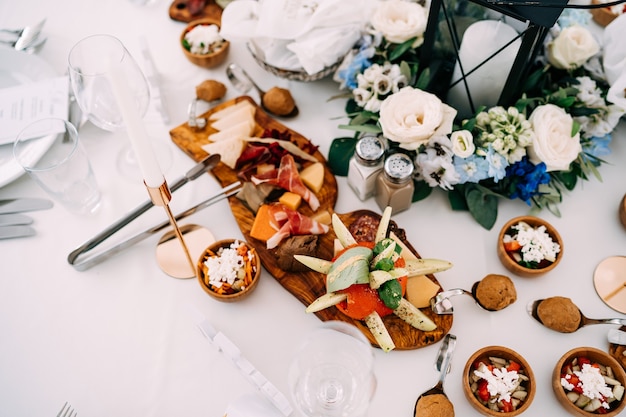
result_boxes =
[220,0,376,74]
[603,13,626,85]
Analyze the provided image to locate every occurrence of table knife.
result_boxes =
[0,213,33,226]
[0,225,36,239]
[608,328,626,346]
[0,198,53,214]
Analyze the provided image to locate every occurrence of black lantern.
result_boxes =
[419,0,568,119]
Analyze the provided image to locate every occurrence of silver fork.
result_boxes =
[56,402,77,417]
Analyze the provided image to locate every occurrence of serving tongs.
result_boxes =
[68,155,241,271]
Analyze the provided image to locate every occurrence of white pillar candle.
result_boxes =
[446,20,521,119]
[108,64,164,188]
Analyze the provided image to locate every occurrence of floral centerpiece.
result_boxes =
[330,0,625,229]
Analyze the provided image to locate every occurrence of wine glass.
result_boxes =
[288,321,377,417]
[67,34,171,179]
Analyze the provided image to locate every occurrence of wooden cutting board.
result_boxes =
[169,96,453,349]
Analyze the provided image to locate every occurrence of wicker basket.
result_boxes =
[591,0,620,27]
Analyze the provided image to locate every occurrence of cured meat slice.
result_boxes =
[251,154,320,210]
[265,204,329,249]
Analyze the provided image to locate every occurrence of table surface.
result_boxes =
[1,1,625,416]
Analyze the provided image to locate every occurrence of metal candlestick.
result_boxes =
[146,181,213,279]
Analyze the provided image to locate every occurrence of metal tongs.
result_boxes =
[67,155,241,271]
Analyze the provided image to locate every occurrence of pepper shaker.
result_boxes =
[375,152,414,214]
[347,133,386,201]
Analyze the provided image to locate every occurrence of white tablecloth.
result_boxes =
[1,1,625,416]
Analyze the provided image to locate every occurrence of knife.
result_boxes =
[0,198,53,214]
[139,36,170,124]
[608,328,626,346]
[0,225,36,240]
[0,213,33,226]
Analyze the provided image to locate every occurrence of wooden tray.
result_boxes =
[170,97,453,349]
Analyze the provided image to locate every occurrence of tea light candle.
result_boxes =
[108,65,164,188]
[446,20,521,119]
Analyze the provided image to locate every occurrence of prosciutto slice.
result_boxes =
[266,204,329,249]
[251,154,320,210]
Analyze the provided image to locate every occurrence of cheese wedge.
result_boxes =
[201,136,246,169]
[208,119,254,142]
[405,275,441,308]
[210,104,256,131]
[209,100,255,121]
[299,162,324,193]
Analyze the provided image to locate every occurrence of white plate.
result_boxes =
[0,47,57,188]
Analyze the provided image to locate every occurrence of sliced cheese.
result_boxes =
[210,104,256,131]
[278,192,302,211]
[209,100,255,121]
[299,162,324,193]
[390,231,418,260]
[250,204,276,242]
[208,119,254,142]
[405,275,441,308]
[201,136,246,169]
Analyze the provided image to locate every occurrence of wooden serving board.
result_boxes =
[170,96,453,349]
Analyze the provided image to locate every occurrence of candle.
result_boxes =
[108,61,164,188]
[446,20,521,119]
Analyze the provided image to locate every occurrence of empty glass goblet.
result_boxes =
[288,321,377,417]
[67,34,171,179]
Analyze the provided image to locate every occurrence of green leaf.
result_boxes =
[327,137,357,176]
[448,185,469,211]
[378,279,403,310]
[338,124,382,134]
[465,187,498,230]
[389,37,417,61]
[412,180,432,202]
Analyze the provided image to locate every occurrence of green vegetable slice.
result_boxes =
[378,279,402,310]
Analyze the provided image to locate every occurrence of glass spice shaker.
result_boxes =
[347,133,386,201]
[375,152,415,214]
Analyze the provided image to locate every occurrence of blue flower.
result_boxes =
[453,154,489,183]
[485,145,508,182]
[337,50,373,90]
[583,134,612,159]
[506,158,550,204]
[557,9,592,28]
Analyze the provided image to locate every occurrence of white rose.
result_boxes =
[450,130,475,158]
[370,0,428,45]
[528,104,582,172]
[547,25,599,70]
[379,87,457,151]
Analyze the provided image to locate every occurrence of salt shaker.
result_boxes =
[375,152,415,214]
[347,133,386,201]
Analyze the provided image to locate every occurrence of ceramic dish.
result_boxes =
[0,48,58,188]
[497,215,563,277]
[463,345,536,416]
[553,347,626,416]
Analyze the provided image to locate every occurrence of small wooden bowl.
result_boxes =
[180,17,229,69]
[463,346,536,416]
[196,239,260,302]
[497,215,563,277]
[591,0,620,27]
[552,347,626,417]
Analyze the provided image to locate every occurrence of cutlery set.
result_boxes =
[0,197,53,239]
[0,19,47,54]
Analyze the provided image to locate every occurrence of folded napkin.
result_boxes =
[604,14,626,110]
[220,0,376,74]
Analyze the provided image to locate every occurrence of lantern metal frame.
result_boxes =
[419,0,568,115]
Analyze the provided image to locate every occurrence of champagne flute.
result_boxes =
[67,34,170,178]
[288,321,377,417]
